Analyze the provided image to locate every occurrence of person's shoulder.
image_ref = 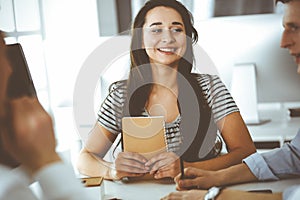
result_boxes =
[191,73,221,84]
[291,129,300,147]
[108,79,127,92]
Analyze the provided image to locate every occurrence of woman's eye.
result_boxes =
[151,29,163,33]
[148,27,183,34]
[171,28,183,33]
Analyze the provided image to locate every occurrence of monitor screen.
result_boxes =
[194,14,300,103]
[6,43,36,98]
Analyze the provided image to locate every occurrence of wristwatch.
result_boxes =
[204,186,222,200]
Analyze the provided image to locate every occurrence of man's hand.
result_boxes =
[174,167,220,190]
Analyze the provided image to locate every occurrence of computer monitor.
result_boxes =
[6,43,36,98]
[194,14,300,124]
[195,13,300,103]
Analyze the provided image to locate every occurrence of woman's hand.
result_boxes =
[145,152,180,179]
[174,167,220,190]
[113,151,150,179]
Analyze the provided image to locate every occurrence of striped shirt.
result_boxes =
[97,74,239,158]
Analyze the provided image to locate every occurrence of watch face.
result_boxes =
[204,186,221,200]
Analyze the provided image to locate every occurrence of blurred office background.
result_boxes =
[1,0,299,163]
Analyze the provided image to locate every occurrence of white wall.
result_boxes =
[42,0,101,155]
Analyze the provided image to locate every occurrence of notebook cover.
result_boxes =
[122,116,167,160]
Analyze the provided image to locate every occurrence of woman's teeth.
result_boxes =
[158,48,176,53]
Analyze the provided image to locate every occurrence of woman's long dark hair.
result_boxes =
[119,0,212,161]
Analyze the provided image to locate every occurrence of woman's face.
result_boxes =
[142,6,187,67]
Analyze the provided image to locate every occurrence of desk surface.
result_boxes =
[247,104,300,146]
[85,178,300,200]
[104,179,176,200]
[248,117,300,143]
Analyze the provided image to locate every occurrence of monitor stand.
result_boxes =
[289,107,300,117]
[244,119,271,126]
[230,63,270,126]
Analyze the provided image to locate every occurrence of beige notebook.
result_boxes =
[122,116,167,160]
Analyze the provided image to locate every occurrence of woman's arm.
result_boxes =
[76,123,117,179]
[76,123,149,179]
[186,112,256,170]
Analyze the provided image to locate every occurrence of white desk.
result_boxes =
[104,179,176,200]
[248,117,300,147]
[85,178,300,200]
[83,179,176,200]
[246,104,300,148]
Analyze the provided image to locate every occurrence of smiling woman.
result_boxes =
[76,0,256,181]
[78,0,255,179]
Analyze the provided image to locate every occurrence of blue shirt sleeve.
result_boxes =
[243,129,300,181]
[243,152,279,180]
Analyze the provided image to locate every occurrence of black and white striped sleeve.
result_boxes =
[97,81,127,135]
[198,74,239,122]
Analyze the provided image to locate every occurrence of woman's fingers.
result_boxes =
[146,152,178,171]
[115,152,149,173]
[119,151,148,163]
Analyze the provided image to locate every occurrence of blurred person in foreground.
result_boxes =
[0,32,90,199]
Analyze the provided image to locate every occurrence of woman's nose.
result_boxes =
[161,30,175,43]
